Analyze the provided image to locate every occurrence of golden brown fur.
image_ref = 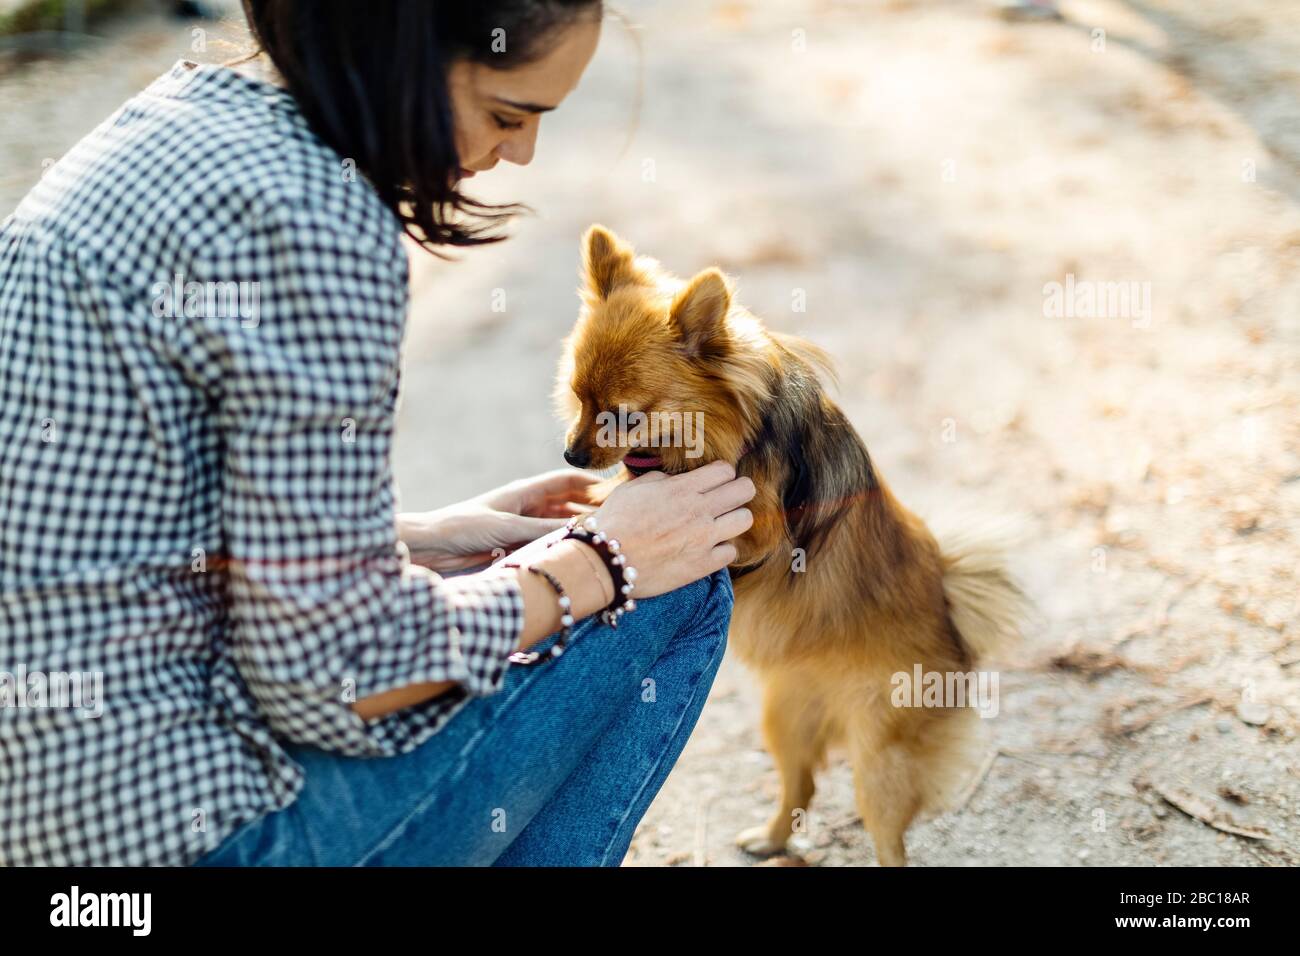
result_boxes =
[555,225,1028,865]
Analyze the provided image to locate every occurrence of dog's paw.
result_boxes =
[735,825,788,857]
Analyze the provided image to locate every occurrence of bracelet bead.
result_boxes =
[502,562,572,666]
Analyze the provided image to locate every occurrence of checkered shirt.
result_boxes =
[0,61,525,866]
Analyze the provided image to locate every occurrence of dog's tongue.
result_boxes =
[624,452,662,469]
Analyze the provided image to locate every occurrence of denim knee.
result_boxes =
[673,567,734,642]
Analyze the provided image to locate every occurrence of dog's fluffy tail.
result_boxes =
[908,518,1031,821]
[934,521,1030,663]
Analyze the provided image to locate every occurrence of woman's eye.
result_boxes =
[492,113,525,131]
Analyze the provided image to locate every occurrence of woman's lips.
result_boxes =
[458,167,476,179]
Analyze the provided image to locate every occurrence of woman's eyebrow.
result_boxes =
[493,95,558,114]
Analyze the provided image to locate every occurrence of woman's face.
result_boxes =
[447,18,601,180]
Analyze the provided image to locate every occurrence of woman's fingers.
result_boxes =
[702,474,756,517]
[712,506,754,542]
[499,468,604,514]
[552,469,604,495]
[531,467,601,490]
[534,493,595,518]
[708,541,739,572]
[504,514,571,540]
[672,458,736,493]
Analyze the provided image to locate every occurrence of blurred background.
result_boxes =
[3,0,1296,865]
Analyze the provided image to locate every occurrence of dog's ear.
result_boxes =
[582,225,637,299]
[668,268,732,359]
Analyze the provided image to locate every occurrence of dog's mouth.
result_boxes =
[622,450,664,476]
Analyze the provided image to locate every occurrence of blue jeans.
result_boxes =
[194,567,733,866]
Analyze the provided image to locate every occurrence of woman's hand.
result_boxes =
[399,469,603,572]
[581,460,755,599]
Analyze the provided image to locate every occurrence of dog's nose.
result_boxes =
[563,447,591,468]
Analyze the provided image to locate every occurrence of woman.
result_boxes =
[0,0,755,866]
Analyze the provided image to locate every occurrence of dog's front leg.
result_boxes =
[736,675,825,857]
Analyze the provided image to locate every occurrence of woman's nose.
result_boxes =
[496,125,538,167]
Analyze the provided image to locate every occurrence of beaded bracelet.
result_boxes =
[556,514,638,628]
[500,563,572,666]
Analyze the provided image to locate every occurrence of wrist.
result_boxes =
[395,511,429,547]
[533,538,613,619]
[559,516,640,626]
[568,538,616,605]
[396,510,458,567]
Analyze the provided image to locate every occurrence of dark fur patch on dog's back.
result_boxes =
[736,346,879,578]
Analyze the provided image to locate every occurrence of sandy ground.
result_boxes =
[3,0,1296,866]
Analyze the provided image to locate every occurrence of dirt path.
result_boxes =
[4,0,1296,866]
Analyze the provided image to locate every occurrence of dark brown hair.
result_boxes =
[237,0,602,255]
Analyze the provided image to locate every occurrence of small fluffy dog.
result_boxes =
[555,225,1027,865]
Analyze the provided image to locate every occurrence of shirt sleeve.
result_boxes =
[191,199,524,756]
